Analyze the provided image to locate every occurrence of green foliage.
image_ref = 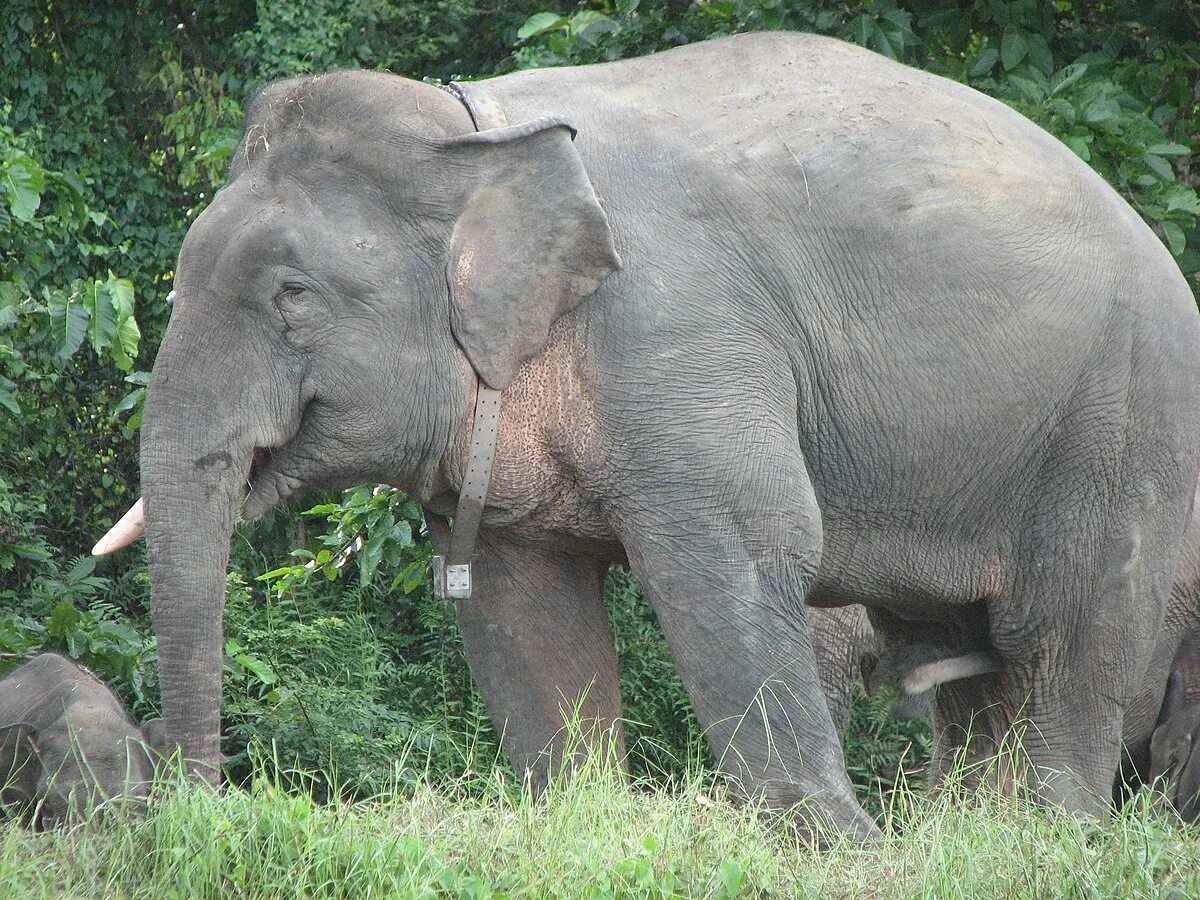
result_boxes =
[0,114,143,416]
[257,487,428,594]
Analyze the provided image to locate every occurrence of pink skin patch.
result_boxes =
[453,246,477,296]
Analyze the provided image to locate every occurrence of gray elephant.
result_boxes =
[1149,655,1200,822]
[824,481,1200,803]
[808,605,879,737]
[94,32,1200,840]
[1,653,165,826]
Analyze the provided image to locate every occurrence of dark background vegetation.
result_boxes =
[2,0,1197,808]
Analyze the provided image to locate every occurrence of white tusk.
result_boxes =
[92,497,146,556]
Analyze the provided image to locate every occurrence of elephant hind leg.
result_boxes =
[987,482,1188,815]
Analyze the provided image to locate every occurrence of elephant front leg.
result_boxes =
[454,532,625,790]
[609,426,878,841]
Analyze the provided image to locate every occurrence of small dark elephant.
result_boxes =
[1,653,166,826]
[1149,661,1200,822]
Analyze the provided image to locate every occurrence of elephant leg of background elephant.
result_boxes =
[455,533,625,792]
[610,429,877,841]
[809,605,878,739]
[993,535,1174,816]
[1112,626,1186,797]
[928,676,1011,793]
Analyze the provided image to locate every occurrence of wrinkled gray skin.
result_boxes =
[808,605,879,737]
[814,483,1200,801]
[0,654,165,826]
[138,33,1200,840]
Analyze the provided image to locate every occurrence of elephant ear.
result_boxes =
[443,117,620,390]
[0,722,40,803]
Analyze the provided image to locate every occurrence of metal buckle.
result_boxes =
[432,555,472,600]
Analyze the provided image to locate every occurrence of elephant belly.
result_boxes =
[808,515,1008,622]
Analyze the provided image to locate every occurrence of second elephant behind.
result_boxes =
[809,488,1200,800]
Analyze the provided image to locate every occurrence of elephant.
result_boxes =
[1149,638,1200,822]
[808,604,879,738]
[93,32,1200,840]
[815,480,1200,803]
[1,653,166,826]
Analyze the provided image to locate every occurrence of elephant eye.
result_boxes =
[277,282,305,301]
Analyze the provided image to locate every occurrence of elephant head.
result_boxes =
[98,73,618,775]
[1149,669,1200,822]
[1,654,169,827]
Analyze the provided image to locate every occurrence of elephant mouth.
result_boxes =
[241,431,324,521]
[241,445,296,520]
[247,446,271,490]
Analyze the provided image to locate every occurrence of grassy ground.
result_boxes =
[2,755,1198,899]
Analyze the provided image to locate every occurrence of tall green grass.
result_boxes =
[2,742,1198,899]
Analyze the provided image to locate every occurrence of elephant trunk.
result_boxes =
[139,365,250,780]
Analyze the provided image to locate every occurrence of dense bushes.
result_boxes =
[3,0,1199,801]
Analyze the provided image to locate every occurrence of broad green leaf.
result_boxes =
[851,15,872,47]
[1166,187,1200,215]
[1083,101,1115,123]
[1049,63,1087,97]
[256,566,304,582]
[46,601,82,637]
[970,47,999,77]
[1007,76,1044,104]
[1025,34,1053,76]
[87,279,117,355]
[1143,153,1175,182]
[1065,133,1091,160]
[1163,222,1186,256]
[234,652,277,685]
[48,291,90,363]
[112,314,141,371]
[0,379,19,417]
[517,12,566,40]
[1149,142,1191,156]
[1000,29,1027,71]
[873,28,896,60]
[2,153,44,222]
[105,274,136,319]
[0,282,18,329]
[113,386,145,415]
[391,559,429,595]
[571,11,618,47]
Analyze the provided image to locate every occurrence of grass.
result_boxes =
[2,747,1199,899]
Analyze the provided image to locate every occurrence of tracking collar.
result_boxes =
[428,82,508,601]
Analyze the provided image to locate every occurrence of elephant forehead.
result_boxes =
[177,190,313,278]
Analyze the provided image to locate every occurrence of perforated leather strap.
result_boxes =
[430,82,509,600]
[446,385,501,567]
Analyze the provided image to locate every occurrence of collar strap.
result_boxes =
[431,82,508,601]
